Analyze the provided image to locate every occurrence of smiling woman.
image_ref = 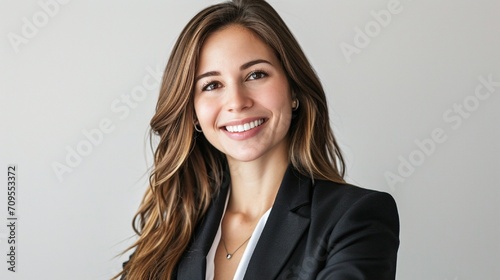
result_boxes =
[194,25,293,164]
[116,1,399,279]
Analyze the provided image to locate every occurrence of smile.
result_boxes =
[225,119,265,133]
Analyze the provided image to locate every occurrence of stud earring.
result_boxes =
[292,98,299,111]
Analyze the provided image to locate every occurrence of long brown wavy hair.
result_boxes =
[116,0,345,279]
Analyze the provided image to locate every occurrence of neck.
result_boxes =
[226,153,289,219]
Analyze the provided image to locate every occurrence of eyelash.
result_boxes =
[201,80,220,92]
[246,69,268,80]
[200,70,269,92]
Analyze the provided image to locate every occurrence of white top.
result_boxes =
[205,190,272,280]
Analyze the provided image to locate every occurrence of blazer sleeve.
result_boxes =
[316,191,400,280]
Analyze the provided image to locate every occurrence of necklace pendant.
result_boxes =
[226,254,232,259]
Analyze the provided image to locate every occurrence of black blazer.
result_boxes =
[173,166,400,279]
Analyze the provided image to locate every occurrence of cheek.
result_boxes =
[194,98,217,126]
[265,84,292,111]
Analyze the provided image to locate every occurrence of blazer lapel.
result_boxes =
[244,167,312,280]
[176,178,229,280]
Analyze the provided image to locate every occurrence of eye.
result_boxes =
[247,70,268,81]
[201,81,222,91]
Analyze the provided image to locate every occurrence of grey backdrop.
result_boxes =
[1,0,499,279]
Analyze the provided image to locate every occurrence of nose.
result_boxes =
[225,83,253,112]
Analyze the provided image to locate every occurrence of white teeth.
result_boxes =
[225,119,264,133]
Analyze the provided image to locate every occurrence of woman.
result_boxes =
[118,0,399,279]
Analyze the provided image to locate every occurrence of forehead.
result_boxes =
[197,25,278,72]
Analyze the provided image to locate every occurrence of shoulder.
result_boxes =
[309,179,399,232]
[312,180,395,206]
[312,179,397,210]
[280,178,400,279]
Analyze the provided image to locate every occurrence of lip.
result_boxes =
[220,117,267,140]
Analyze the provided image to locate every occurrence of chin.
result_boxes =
[225,150,266,163]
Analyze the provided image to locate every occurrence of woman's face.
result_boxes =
[194,25,293,164]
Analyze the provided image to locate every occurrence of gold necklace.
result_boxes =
[221,236,252,260]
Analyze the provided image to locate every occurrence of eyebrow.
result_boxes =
[240,59,272,70]
[195,59,272,82]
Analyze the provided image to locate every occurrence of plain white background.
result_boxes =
[1,0,499,279]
